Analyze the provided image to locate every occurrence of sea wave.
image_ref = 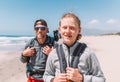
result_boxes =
[0,36,33,46]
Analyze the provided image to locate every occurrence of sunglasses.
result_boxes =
[34,26,46,31]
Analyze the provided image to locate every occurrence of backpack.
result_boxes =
[56,43,87,73]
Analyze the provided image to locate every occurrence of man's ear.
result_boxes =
[79,28,81,33]
[34,29,36,32]
[46,28,49,33]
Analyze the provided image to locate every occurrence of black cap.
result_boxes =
[34,19,47,27]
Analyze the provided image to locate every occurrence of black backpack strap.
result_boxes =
[56,44,67,73]
[56,43,87,73]
[24,38,36,49]
[25,38,36,77]
[26,38,36,62]
[48,36,54,48]
[70,43,87,68]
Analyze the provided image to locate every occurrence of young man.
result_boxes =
[43,13,106,82]
[20,19,54,82]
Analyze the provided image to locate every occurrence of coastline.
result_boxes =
[0,35,120,82]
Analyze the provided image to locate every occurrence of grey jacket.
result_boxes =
[20,36,54,80]
[43,41,106,82]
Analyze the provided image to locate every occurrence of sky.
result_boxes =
[0,0,120,36]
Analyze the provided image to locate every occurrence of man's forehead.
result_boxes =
[61,18,77,26]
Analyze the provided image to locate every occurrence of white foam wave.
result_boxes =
[0,36,33,46]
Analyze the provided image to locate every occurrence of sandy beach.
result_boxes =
[0,51,27,82]
[0,35,120,82]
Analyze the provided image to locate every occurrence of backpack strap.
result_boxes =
[25,38,36,77]
[56,44,67,73]
[70,43,87,68]
[48,36,54,48]
[26,38,36,63]
[24,38,36,49]
[56,43,87,73]
[49,36,54,44]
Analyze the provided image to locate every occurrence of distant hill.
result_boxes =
[102,32,120,36]
[82,28,104,36]
[81,28,120,36]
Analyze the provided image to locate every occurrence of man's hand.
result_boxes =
[42,45,53,55]
[52,73,67,82]
[22,47,35,56]
[66,67,83,82]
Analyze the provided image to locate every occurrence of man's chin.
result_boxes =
[64,40,71,44]
[37,35,44,39]
[64,38,71,41]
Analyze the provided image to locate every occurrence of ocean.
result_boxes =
[0,35,33,51]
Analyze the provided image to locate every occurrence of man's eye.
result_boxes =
[63,26,67,29]
[70,27,75,30]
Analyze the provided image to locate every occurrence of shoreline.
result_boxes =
[0,35,120,82]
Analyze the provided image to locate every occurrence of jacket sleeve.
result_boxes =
[20,54,29,63]
[79,48,106,82]
[43,50,56,82]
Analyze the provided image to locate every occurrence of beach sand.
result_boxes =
[0,35,120,82]
[80,35,120,82]
[0,51,27,82]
